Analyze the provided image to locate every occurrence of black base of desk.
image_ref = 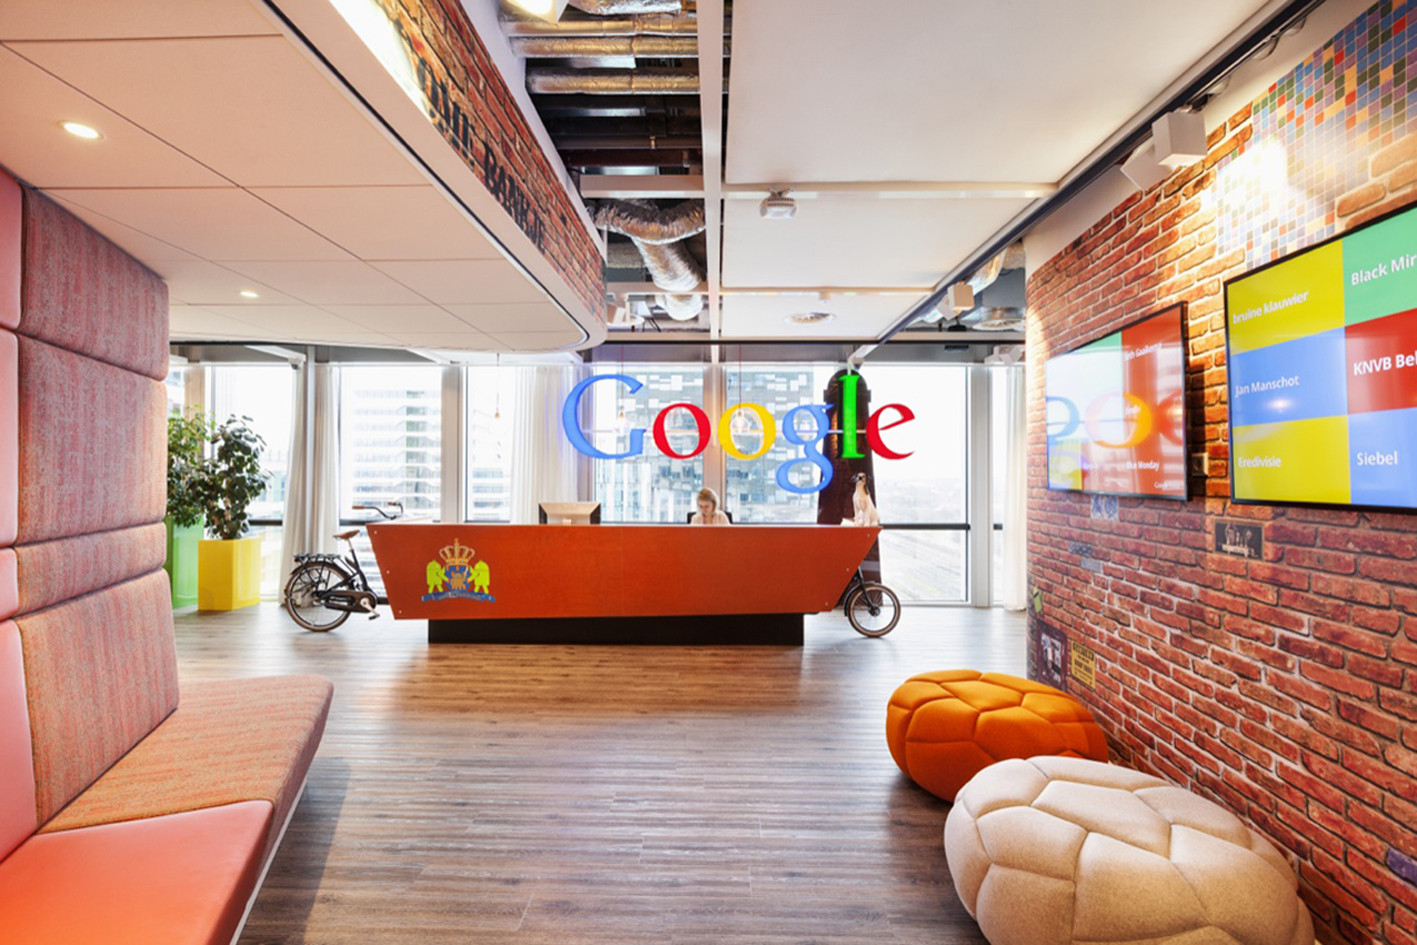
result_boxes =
[428,613,803,646]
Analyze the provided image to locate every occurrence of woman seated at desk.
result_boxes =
[690,487,732,525]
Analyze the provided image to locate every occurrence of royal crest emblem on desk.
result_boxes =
[422,538,494,603]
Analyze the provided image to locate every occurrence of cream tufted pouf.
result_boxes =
[944,757,1314,945]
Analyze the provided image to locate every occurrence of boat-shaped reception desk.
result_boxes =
[366,524,881,645]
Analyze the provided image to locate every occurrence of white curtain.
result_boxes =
[510,364,586,523]
[1000,364,1029,611]
[280,363,341,578]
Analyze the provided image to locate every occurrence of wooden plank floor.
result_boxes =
[174,604,1026,945]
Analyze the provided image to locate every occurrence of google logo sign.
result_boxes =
[561,373,916,495]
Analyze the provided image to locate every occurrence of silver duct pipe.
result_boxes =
[511,34,701,58]
[568,0,681,13]
[594,200,705,320]
[593,200,704,243]
[526,68,699,95]
[499,13,699,36]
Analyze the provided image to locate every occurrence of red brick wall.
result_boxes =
[371,0,604,322]
[1025,5,1417,943]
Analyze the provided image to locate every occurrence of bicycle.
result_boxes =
[283,502,402,632]
[843,567,901,637]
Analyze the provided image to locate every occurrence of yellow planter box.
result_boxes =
[197,535,263,611]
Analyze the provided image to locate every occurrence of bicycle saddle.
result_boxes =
[334,529,360,540]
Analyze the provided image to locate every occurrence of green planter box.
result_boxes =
[164,516,204,609]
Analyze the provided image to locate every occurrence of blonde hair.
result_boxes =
[696,487,720,511]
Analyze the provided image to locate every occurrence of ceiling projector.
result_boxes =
[759,189,796,220]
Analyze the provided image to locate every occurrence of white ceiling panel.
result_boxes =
[251,185,506,261]
[0,0,277,40]
[323,304,471,334]
[169,306,269,340]
[720,294,926,339]
[46,196,200,263]
[721,196,1032,288]
[48,188,352,261]
[0,47,229,189]
[478,329,585,351]
[201,305,366,337]
[221,260,427,306]
[10,36,428,187]
[146,259,303,306]
[726,0,1273,185]
[377,330,500,350]
[443,302,577,334]
[372,260,550,306]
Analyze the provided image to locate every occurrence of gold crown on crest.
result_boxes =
[439,539,474,567]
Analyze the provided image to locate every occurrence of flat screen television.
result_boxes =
[1224,201,1417,511]
[1045,303,1189,499]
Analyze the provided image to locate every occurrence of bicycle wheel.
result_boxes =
[846,582,901,637]
[284,561,353,632]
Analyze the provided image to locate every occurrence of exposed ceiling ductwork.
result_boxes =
[525,68,700,95]
[593,200,706,320]
[510,34,703,58]
[569,0,682,15]
[499,13,701,36]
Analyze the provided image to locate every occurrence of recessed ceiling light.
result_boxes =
[785,311,836,326]
[239,289,260,299]
[60,121,102,140]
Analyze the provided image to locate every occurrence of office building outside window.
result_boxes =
[591,364,705,522]
[465,364,515,522]
[340,367,442,595]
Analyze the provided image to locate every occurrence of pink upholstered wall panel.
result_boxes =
[18,189,167,381]
[16,337,165,544]
[0,168,19,331]
[14,524,165,617]
[0,550,14,623]
[0,328,15,548]
[0,620,37,861]
[14,570,178,825]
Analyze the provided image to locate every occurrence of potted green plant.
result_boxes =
[164,409,210,607]
[196,415,268,611]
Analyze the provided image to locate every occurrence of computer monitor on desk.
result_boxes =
[538,502,601,525]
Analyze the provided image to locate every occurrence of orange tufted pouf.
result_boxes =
[886,670,1108,800]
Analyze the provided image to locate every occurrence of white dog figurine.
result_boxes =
[852,473,880,527]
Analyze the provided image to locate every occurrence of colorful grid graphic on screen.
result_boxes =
[1226,202,1417,509]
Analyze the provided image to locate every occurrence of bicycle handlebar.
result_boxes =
[352,501,404,520]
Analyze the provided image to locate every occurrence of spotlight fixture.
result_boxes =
[507,0,568,22]
[760,189,797,220]
[238,289,260,299]
[1120,142,1171,192]
[1152,109,1206,168]
[785,311,835,326]
[60,121,101,140]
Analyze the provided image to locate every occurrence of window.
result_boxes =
[591,364,705,522]
[860,365,970,603]
[465,365,516,522]
[339,366,442,517]
[208,365,296,598]
[724,364,833,523]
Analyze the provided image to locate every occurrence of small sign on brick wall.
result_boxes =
[1213,520,1263,559]
[1070,641,1097,690]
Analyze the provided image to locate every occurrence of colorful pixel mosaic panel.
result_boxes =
[1215,0,1417,262]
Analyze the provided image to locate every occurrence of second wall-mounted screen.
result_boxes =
[1045,303,1188,500]
[1225,203,1417,510]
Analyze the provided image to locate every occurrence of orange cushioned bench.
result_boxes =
[0,173,334,945]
